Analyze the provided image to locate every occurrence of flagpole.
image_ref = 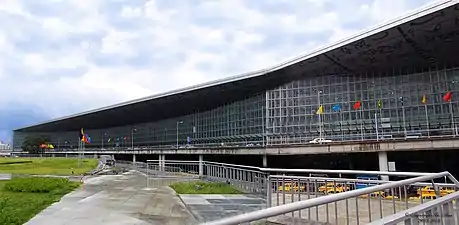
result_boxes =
[424,104,430,138]
[340,110,344,141]
[375,112,379,141]
[360,109,364,140]
[450,101,455,137]
[317,91,323,141]
[379,108,383,137]
[78,139,81,168]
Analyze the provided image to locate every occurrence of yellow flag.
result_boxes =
[421,95,426,104]
[316,105,323,114]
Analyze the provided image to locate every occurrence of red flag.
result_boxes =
[443,92,452,102]
[81,135,89,143]
[353,101,361,110]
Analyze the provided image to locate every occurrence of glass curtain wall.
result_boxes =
[13,93,266,150]
[266,66,459,145]
[13,66,459,150]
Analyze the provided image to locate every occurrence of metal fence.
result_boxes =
[116,160,459,224]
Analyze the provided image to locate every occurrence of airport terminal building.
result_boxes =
[12,1,459,172]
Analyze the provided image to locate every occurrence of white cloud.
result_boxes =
[0,0,438,142]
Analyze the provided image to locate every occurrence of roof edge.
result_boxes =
[14,0,458,131]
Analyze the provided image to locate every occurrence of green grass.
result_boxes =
[170,181,243,194]
[0,177,80,225]
[0,158,98,175]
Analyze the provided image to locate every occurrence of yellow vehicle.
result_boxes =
[417,186,455,198]
[359,191,399,199]
[318,183,349,194]
[278,182,305,192]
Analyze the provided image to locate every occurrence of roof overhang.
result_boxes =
[15,0,459,132]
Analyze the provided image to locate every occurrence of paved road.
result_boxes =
[25,170,197,225]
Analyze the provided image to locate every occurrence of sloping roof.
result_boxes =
[15,0,459,132]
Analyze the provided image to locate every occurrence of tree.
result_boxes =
[21,136,50,154]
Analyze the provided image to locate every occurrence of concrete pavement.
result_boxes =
[25,170,197,225]
[180,194,266,222]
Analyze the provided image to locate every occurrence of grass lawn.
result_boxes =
[0,177,80,225]
[170,181,243,194]
[0,157,98,175]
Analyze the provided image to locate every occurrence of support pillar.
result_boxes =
[378,151,389,181]
[199,154,204,176]
[94,154,97,159]
[262,155,268,167]
[159,154,165,171]
[133,154,136,163]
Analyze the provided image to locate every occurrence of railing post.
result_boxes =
[267,175,272,208]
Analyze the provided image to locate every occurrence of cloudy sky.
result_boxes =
[0,0,438,143]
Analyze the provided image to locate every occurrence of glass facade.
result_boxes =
[13,93,266,149]
[266,67,459,145]
[13,66,459,150]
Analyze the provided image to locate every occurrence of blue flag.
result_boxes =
[332,104,341,112]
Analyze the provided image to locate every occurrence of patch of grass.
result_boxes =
[4,177,80,193]
[0,177,80,225]
[170,181,243,194]
[0,158,98,175]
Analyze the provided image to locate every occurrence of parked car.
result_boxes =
[309,138,332,144]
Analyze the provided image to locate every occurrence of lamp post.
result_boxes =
[131,128,137,150]
[400,97,407,137]
[176,121,183,149]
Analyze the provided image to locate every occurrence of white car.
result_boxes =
[309,138,332,144]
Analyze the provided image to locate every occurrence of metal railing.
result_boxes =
[203,172,459,225]
[115,159,459,224]
[368,191,459,225]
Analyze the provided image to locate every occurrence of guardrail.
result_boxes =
[21,135,459,154]
[368,190,459,224]
[115,159,459,224]
[203,172,459,225]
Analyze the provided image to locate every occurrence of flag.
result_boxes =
[421,95,427,104]
[332,104,341,112]
[79,128,85,141]
[377,100,382,109]
[83,134,91,144]
[443,91,452,102]
[353,101,361,110]
[316,105,324,114]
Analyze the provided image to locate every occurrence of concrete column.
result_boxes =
[378,151,389,181]
[262,155,268,167]
[132,154,136,163]
[159,154,165,171]
[198,154,204,176]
